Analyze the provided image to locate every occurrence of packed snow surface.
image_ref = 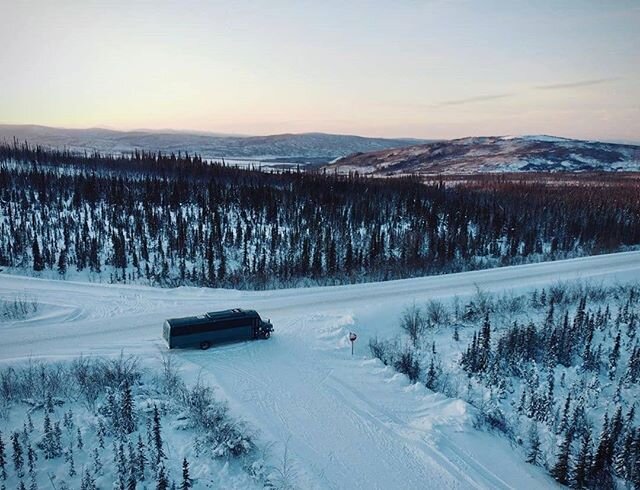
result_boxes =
[3,251,640,489]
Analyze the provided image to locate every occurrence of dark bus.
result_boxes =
[163,308,274,350]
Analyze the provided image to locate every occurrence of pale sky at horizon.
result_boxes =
[1,1,639,141]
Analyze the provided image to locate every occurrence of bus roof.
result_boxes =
[166,308,260,329]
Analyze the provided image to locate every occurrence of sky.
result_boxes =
[1,0,639,141]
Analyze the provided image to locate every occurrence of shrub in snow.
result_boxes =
[0,295,38,322]
[400,303,427,346]
[394,346,422,384]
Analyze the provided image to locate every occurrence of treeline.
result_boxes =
[1,142,639,289]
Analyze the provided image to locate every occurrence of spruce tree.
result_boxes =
[551,430,573,485]
[609,331,621,380]
[26,444,36,476]
[152,405,166,465]
[97,419,106,449]
[11,432,24,478]
[571,431,591,489]
[32,238,44,272]
[121,381,136,434]
[180,458,193,490]
[92,447,102,475]
[425,359,438,391]
[156,464,169,490]
[52,422,62,457]
[557,393,571,435]
[479,313,491,371]
[526,422,541,466]
[81,468,97,490]
[127,466,137,490]
[57,247,67,276]
[591,413,611,481]
[76,427,83,450]
[136,434,147,481]
[41,413,53,459]
[0,430,6,480]
[67,446,76,477]
[613,429,633,479]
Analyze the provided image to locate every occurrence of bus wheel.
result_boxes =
[263,331,271,339]
[200,341,211,350]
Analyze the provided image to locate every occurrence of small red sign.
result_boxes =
[349,332,357,342]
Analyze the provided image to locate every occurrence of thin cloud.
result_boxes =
[435,93,515,107]
[535,77,621,90]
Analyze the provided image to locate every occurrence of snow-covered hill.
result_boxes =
[327,135,640,175]
[0,124,426,164]
[2,251,640,488]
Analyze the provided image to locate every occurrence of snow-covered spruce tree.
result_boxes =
[425,358,438,391]
[45,392,54,414]
[609,406,624,453]
[57,247,67,276]
[525,422,541,466]
[557,393,571,435]
[31,238,44,272]
[103,388,121,434]
[180,458,192,490]
[608,331,621,381]
[20,424,28,449]
[97,419,106,449]
[62,410,73,431]
[11,432,24,478]
[136,434,147,481]
[76,427,83,450]
[80,468,97,490]
[26,443,36,476]
[92,447,103,476]
[613,428,633,480]
[155,464,169,490]
[590,413,612,484]
[67,445,76,477]
[52,422,62,458]
[120,381,136,435]
[116,441,128,489]
[0,430,6,480]
[127,465,137,490]
[152,405,166,465]
[551,430,573,485]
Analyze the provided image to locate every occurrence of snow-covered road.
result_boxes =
[2,251,640,488]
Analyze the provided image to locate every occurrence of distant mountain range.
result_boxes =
[326,135,640,174]
[0,124,427,164]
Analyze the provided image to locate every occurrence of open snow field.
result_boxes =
[2,251,640,489]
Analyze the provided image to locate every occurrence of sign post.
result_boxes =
[349,332,357,356]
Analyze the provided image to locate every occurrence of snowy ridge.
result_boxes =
[328,135,640,175]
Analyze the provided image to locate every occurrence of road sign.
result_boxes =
[349,332,357,355]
